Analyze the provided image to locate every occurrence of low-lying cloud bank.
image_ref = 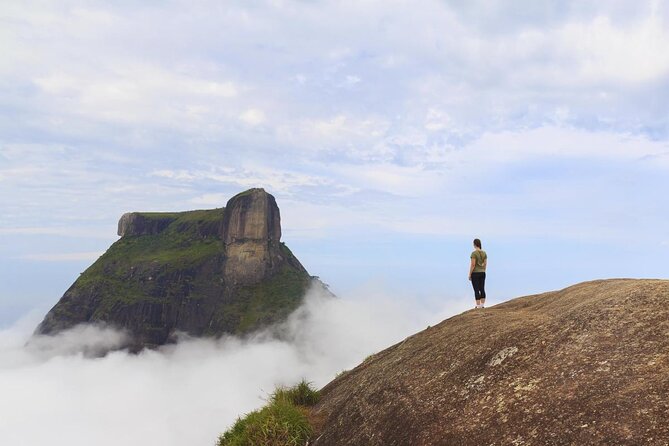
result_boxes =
[0,286,462,446]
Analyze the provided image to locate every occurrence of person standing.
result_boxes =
[469,238,487,308]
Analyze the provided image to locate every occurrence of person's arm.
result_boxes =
[469,257,476,280]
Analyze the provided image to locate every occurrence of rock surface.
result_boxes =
[222,189,283,284]
[117,212,177,237]
[310,279,669,446]
[36,188,317,349]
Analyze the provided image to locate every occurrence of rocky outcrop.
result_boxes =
[309,279,669,445]
[35,188,319,349]
[222,188,281,243]
[117,212,177,237]
[222,189,283,284]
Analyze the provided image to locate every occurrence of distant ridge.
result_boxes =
[35,188,323,350]
[309,279,669,445]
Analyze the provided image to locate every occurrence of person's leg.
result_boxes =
[479,273,486,307]
[471,274,481,307]
[472,273,483,307]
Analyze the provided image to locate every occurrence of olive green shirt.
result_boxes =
[471,250,487,273]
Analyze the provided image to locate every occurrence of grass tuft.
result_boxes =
[334,369,348,378]
[217,380,320,446]
[271,379,321,407]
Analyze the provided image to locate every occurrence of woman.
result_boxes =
[468,238,487,309]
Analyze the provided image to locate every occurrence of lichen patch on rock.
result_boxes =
[489,346,519,366]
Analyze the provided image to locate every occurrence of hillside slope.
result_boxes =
[35,188,317,349]
[310,279,669,445]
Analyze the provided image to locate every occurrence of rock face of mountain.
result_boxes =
[36,188,316,349]
[310,279,669,445]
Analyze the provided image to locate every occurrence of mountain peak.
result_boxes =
[223,187,281,244]
[35,188,314,350]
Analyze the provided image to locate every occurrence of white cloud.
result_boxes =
[344,75,361,85]
[275,114,392,160]
[424,108,453,132]
[301,115,388,140]
[331,162,444,197]
[0,166,48,181]
[558,11,669,84]
[31,66,239,128]
[2,0,668,151]
[279,199,371,238]
[150,169,199,181]
[239,108,266,126]
[460,126,669,165]
[152,166,345,197]
[638,151,669,168]
[19,251,103,262]
[188,193,231,207]
[0,286,461,446]
[0,227,110,238]
[26,324,129,359]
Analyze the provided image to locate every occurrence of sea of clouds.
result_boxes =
[0,286,463,446]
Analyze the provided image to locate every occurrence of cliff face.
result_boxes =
[222,189,282,284]
[310,279,669,446]
[36,188,314,349]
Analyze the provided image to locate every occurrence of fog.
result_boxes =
[0,286,463,446]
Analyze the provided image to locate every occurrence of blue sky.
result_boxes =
[1,0,668,326]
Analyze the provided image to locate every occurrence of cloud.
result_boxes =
[18,251,104,262]
[4,1,669,145]
[330,162,444,197]
[0,227,110,238]
[2,123,667,248]
[239,108,266,126]
[26,324,129,359]
[277,114,392,158]
[557,10,669,84]
[151,166,351,198]
[0,286,461,446]
[458,126,669,166]
[344,75,361,85]
[31,66,240,129]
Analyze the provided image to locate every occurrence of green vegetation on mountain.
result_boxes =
[74,211,225,309]
[36,189,320,349]
[219,256,310,334]
[218,380,321,446]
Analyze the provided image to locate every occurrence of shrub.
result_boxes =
[217,380,320,446]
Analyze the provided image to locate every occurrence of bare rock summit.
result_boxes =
[309,279,669,445]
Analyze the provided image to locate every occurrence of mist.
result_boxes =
[0,286,463,446]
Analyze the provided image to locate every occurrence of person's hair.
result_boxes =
[473,238,482,248]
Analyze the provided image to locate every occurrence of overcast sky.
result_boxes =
[1,0,669,326]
